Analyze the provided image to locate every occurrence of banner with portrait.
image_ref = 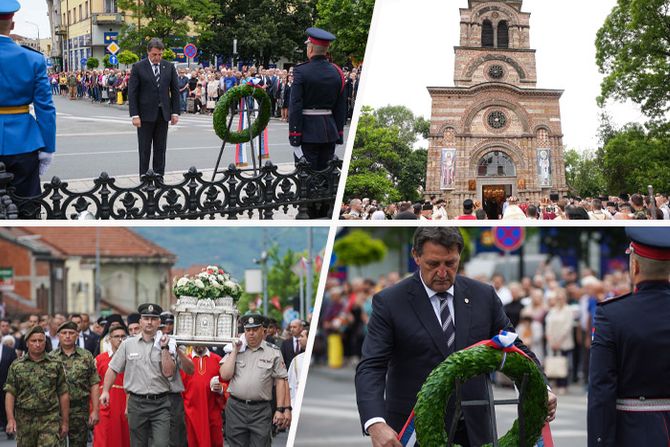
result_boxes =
[440,148,456,190]
[536,148,552,187]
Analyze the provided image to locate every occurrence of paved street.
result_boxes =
[294,365,587,447]
[50,95,348,181]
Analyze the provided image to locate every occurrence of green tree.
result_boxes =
[315,0,375,65]
[563,148,607,198]
[118,50,140,66]
[333,230,387,272]
[199,0,317,66]
[163,48,176,61]
[601,124,670,193]
[345,106,429,203]
[117,0,218,55]
[102,54,114,68]
[596,0,670,129]
[86,57,99,69]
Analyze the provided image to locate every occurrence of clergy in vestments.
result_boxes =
[182,345,228,447]
[94,325,130,447]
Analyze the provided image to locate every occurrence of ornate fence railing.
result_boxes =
[0,158,341,220]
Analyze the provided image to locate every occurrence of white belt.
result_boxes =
[302,109,332,116]
[616,398,670,412]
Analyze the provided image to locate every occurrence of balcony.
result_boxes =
[91,13,124,25]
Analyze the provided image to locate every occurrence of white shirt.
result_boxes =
[288,352,305,406]
[364,273,456,433]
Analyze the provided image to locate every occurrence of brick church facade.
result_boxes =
[425,0,568,218]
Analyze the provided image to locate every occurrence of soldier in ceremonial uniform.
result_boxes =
[0,0,56,198]
[219,314,291,447]
[588,227,670,446]
[49,321,100,447]
[4,326,70,446]
[100,303,176,447]
[288,27,347,172]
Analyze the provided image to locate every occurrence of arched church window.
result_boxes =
[482,20,494,47]
[497,21,509,48]
[477,151,516,177]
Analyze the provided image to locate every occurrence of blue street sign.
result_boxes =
[493,227,525,252]
[109,54,118,65]
[46,57,53,67]
[81,57,87,66]
[183,43,197,59]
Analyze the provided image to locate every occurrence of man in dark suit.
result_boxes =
[588,228,670,447]
[280,319,304,368]
[69,313,99,355]
[128,37,180,179]
[0,339,17,431]
[355,227,556,446]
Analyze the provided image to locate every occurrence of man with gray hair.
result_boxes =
[128,37,180,179]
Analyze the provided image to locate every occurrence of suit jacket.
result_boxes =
[81,331,99,355]
[281,337,300,368]
[355,272,542,446]
[128,58,180,122]
[0,344,17,388]
[0,36,56,156]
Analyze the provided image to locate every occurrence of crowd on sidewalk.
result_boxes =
[341,193,670,221]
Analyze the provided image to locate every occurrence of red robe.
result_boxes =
[182,351,228,447]
[93,351,130,447]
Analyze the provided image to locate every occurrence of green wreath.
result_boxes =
[414,345,547,447]
[212,84,271,144]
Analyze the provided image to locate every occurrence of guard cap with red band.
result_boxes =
[0,0,20,19]
[625,227,670,261]
[305,27,336,47]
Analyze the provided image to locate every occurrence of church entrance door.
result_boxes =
[482,184,512,219]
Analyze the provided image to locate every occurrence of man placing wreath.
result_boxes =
[355,227,557,446]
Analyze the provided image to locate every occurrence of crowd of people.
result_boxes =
[0,305,309,446]
[341,192,670,220]
[48,63,360,120]
[317,262,631,395]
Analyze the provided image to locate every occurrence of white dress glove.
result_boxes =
[38,152,53,176]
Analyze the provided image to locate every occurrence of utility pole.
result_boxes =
[95,227,101,316]
[305,228,313,320]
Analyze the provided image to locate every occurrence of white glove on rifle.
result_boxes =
[38,152,53,176]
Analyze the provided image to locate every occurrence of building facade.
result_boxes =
[425,0,568,217]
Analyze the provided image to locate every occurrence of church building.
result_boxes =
[424,0,568,218]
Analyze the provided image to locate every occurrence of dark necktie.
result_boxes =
[153,64,160,86]
[295,338,300,354]
[436,292,455,352]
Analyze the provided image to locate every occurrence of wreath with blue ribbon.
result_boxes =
[212,84,271,145]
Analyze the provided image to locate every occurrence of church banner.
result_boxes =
[440,148,456,190]
[537,148,552,187]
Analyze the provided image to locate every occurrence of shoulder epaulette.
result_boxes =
[264,340,280,350]
[294,61,308,68]
[20,45,42,55]
[598,293,631,306]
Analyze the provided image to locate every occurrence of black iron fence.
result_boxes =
[0,158,341,220]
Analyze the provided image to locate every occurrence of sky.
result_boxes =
[358,0,645,151]
[12,0,51,40]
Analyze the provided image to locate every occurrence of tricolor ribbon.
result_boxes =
[398,331,554,447]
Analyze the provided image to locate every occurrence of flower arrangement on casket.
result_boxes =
[172,265,242,301]
[171,265,242,345]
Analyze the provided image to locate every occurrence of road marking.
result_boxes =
[293,436,368,446]
[55,143,296,157]
[57,131,137,137]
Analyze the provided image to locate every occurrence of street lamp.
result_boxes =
[25,20,40,50]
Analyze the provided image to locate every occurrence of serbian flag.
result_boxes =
[398,331,554,447]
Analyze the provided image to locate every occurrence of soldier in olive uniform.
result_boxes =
[49,320,100,447]
[100,303,176,447]
[219,314,291,447]
[4,326,70,446]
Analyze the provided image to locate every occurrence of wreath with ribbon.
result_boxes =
[212,84,271,144]
[413,332,548,447]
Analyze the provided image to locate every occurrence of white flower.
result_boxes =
[194,279,205,289]
[206,265,218,272]
[217,274,224,282]
[210,279,221,287]
[198,272,209,279]
[177,277,189,287]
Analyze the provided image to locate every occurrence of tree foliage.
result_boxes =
[86,57,99,69]
[596,0,670,129]
[118,50,140,66]
[117,0,218,55]
[315,0,375,65]
[162,48,176,61]
[345,105,429,203]
[199,0,317,66]
[334,230,387,267]
[563,148,607,198]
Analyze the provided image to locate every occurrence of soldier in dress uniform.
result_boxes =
[219,314,291,447]
[4,326,70,446]
[100,303,176,447]
[588,227,670,446]
[0,0,56,198]
[48,320,100,447]
[288,27,347,172]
